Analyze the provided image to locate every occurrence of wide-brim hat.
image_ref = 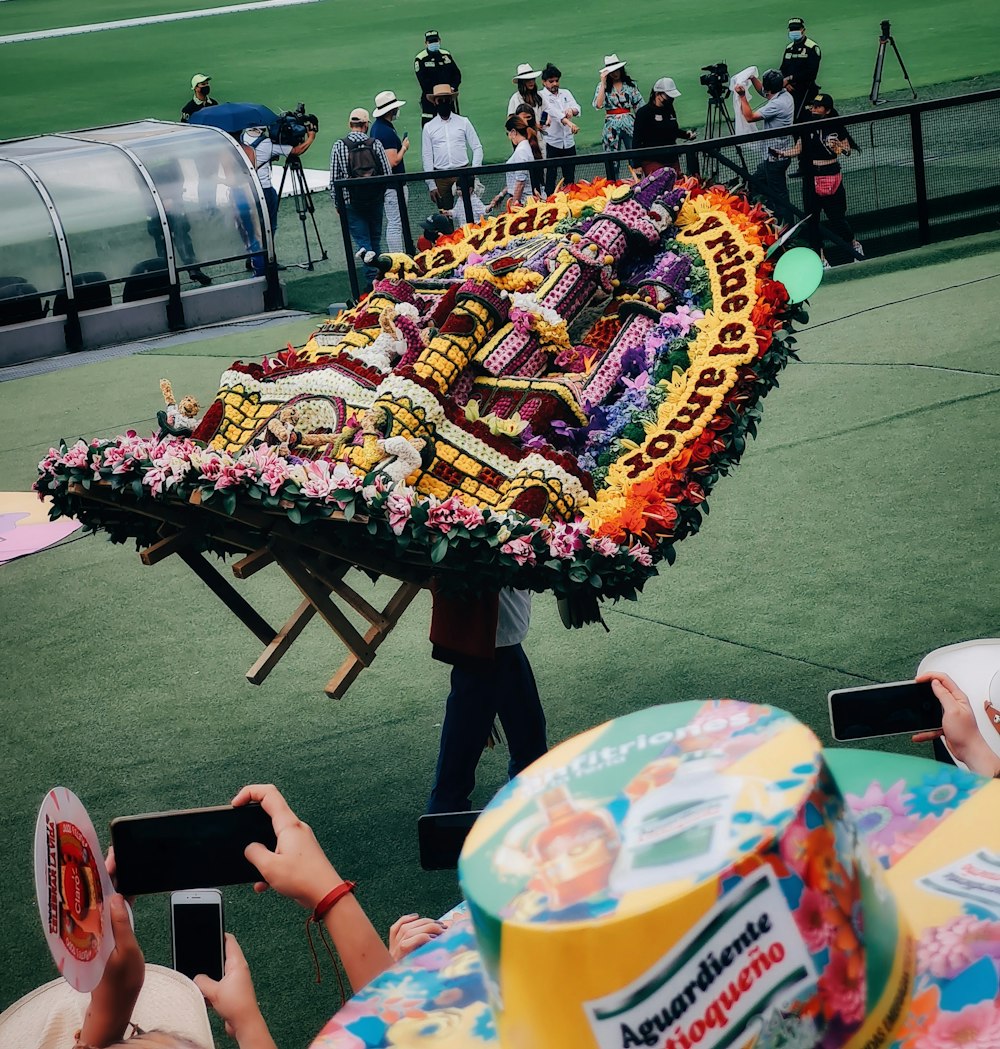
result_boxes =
[600,54,626,75]
[513,63,542,82]
[0,964,214,1048]
[426,83,459,104]
[310,699,1000,1049]
[373,90,406,118]
[652,76,682,98]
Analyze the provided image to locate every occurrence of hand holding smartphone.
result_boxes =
[171,888,224,981]
[828,679,942,742]
[110,803,277,896]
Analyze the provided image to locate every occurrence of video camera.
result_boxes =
[879,19,892,41]
[699,62,730,101]
[272,102,319,146]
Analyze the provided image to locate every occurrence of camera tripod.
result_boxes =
[703,93,748,184]
[870,21,917,105]
[276,153,328,270]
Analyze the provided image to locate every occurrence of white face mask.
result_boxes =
[788,30,803,41]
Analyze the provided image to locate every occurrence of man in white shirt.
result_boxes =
[538,62,580,196]
[421,83,483,219]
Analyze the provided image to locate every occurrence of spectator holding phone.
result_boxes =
[913,672,1000,778]
[774,92,863,266]
[370,90,411,254]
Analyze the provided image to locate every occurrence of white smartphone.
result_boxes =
[170,888,224,981]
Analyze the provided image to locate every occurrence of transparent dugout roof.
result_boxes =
[0,120,267,305]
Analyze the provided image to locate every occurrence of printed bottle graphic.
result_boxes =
[610,755,741,893]
[530,785,621,909]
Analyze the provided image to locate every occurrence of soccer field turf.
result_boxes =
[3,0,1000,162]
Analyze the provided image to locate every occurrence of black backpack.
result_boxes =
[343,136,381,207]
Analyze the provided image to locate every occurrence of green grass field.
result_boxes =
[4,0,1000,163]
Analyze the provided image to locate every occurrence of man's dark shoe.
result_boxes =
[190,270,213,287]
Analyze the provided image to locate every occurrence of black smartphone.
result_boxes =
[171,888,225,981]
[110,804,277,896]
[828,679,942,742]
[418,811,480,870]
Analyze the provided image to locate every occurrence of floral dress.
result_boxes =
[593,83,643,151]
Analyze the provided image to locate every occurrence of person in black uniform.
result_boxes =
[780,18,821,121]
[414,30,462,126]
[180,73,218,123]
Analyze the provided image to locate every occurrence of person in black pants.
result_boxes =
[776,93,863,266]
[427,589,548,814]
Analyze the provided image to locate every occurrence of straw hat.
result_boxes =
[513,63,542,82]
[372,90,406,119]
[0,965,215,1049]
[426,83,459,102]
[600,53,626,76]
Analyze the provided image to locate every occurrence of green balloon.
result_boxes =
[773,247,825,303]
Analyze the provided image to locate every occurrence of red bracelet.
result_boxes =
[312,880,356,922]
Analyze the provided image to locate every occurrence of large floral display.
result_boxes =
[37,170,799,601]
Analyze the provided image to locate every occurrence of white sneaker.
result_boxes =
[820,253,831,269]
[852,239,864,257]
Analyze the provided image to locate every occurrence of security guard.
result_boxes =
[414,30,462,125]
[780,18,821,120]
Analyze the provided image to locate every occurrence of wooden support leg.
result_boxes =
[324,581,422,698]
[307,561,390,631]
[246,599,317,685]
[232,547,275,580]
[177,547,276,647]
[140,530,192,566]
[270,545,376,666]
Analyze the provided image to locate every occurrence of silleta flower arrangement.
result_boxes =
[37,170,802,601]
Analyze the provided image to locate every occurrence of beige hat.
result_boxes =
[190,73,211,90]
[427,83,459,100]
[513,63,542,82]
[0,964,215,1049]
[600,54,626,76]
[652,76,681,97]
[372,90,406,118]
[349,107,370,125]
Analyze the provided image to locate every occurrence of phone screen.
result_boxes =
[111,804,277,896]
[418,811,480,870]
[172,898,224,981]
[828,679,942,741]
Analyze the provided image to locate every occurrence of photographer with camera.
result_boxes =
[735,69,794,225]
[240,110,317,276]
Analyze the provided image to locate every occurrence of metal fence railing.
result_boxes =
[331,88,1000,299]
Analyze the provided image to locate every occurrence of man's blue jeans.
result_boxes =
[346,200,385,292]
[427,644,548,814]
[251,186,280,277]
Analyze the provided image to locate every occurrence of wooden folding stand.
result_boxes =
[69,482,425,698]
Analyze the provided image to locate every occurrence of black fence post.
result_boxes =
[397,181,416,256]
[457,172,475,227]
[909,110,931,246]
[334,183,361,302]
